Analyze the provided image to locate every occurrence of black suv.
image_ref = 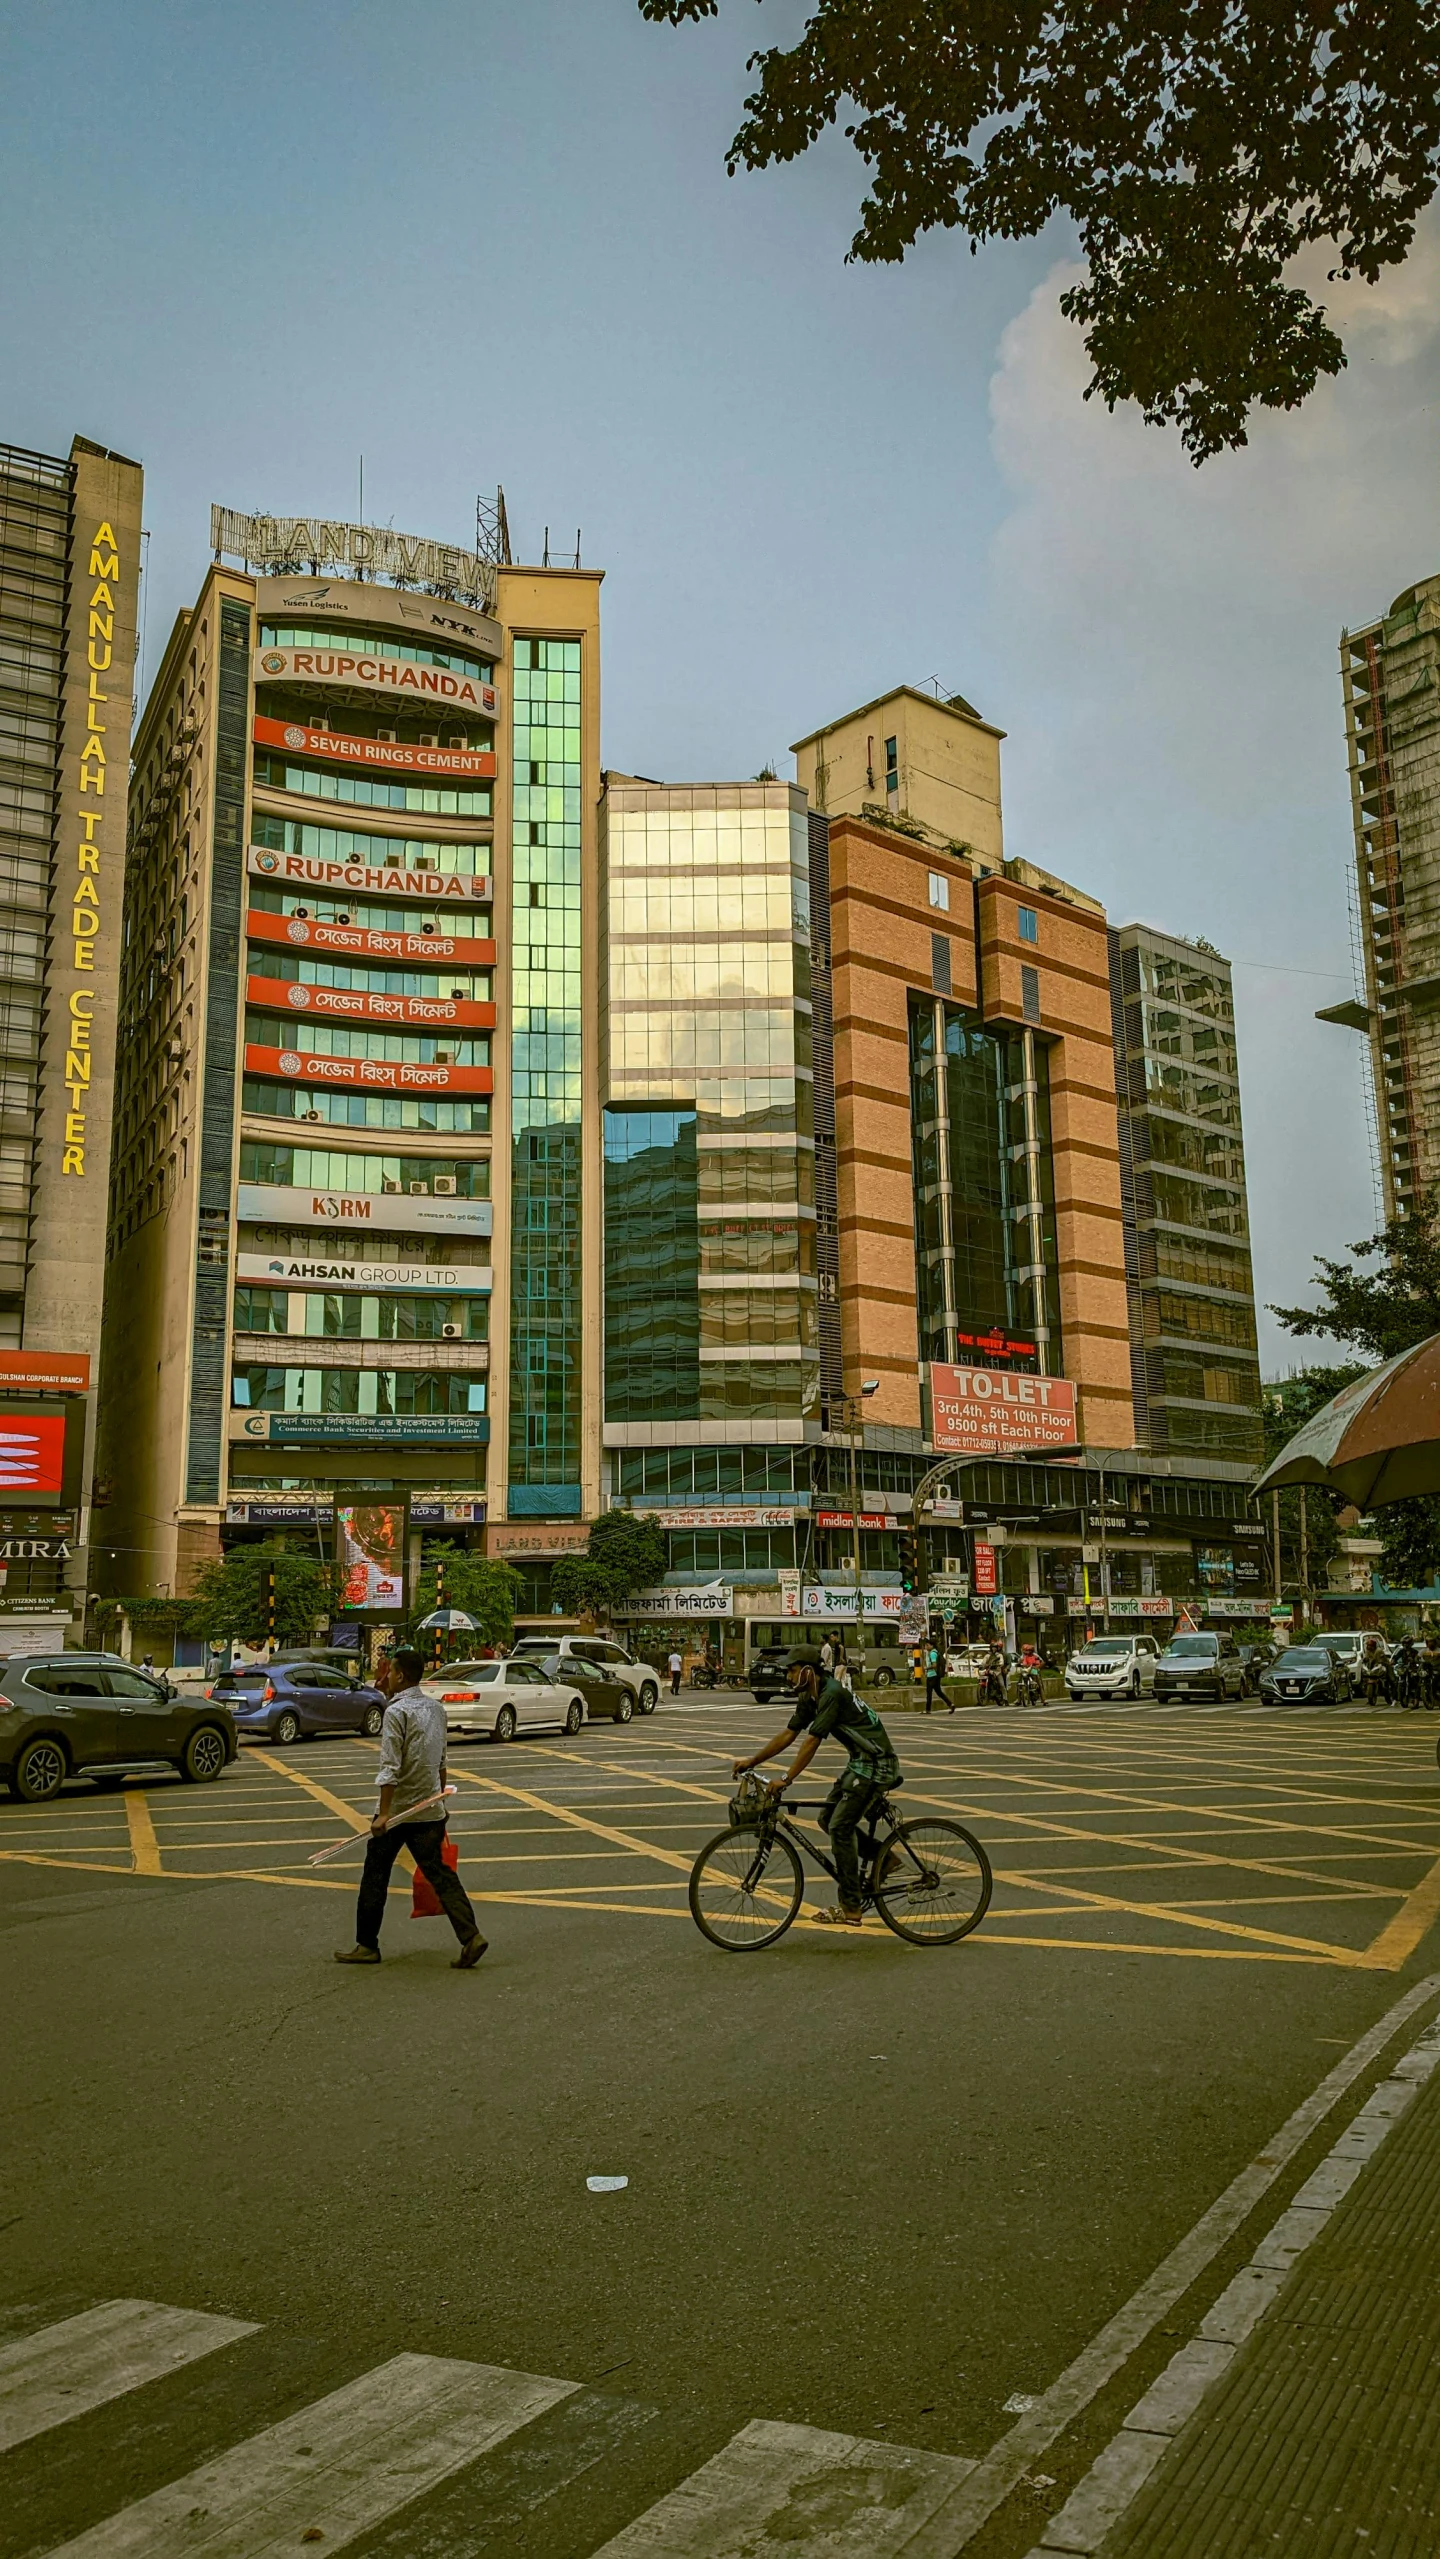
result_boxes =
[0,1653,237,1802]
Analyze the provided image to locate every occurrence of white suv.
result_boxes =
[1065,1634,1161,1700]
[509,1633,659,1714]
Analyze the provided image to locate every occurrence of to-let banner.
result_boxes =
[246,911,496,965]
[930,1363,1078,1457]
[246,975,495,1031]
[248,848,490,902]
[245,1044,493,1095]
[254,715,495,781]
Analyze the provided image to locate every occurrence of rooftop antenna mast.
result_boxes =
[475,485,512,568]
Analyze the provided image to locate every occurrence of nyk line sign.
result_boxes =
[254,716,495,780]
[245,1046,493,1095]
[247,977,494,1031]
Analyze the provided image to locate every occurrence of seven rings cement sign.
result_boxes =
[244,1045,493,1095]
[929,1363,1078,1456]
[254,717,496,781]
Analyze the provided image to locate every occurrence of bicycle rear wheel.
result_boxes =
[689,1825,804,1951]
[873,1818,992,1946]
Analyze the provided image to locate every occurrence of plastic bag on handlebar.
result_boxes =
[729,1772,772,1828]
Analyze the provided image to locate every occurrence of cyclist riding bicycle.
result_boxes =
[732,1646,901,1930]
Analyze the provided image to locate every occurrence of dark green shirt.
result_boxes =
[790,1676,900,1785]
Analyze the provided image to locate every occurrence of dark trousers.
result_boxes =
[924,1675,953,1713]
[670,1668,682,1694]
[818,1774,887,1910]
[355,1821,478,1951]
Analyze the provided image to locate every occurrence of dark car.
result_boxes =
[208,1657,387,1744]
[1152,1632,1249,1702]
[535,1652,636,1725]
[1260,1645,1353,1704]
[750,1643,794,1704]
[0,1653,237,1803]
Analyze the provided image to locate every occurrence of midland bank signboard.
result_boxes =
[930,1364,1078,1457]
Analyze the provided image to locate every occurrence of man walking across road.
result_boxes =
[334,1648,487,1969]
[923,1640,954,1714]
[669,1647,684,1696]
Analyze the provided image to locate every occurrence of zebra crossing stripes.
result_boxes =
[4,2299,974,2557]
[42,2351,577,2558]
[0,2300,258,2455]
[590,2415,977,2555]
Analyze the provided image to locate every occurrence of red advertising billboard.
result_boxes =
[246,911,496,967]
[247,976,495,1032]
[972,1539,998,1597]
[254,716,496,782]
[0,1415,67,1495]
[0,1353,90,1394]
[930,1363,1078,1456]
[245,1046,493,1096]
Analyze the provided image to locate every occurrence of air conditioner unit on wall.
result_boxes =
[409,1181,430,1195]
[442,1323,461,1339]
[382,1180,402,1194]
[433,1176,457,1195]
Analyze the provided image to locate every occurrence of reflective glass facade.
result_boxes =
[1109,925,1262,1460]
[908,996,1061,1367]
[601,785,818,1433]
[508,637,583,1512]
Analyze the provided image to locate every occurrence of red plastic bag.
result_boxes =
[410,1831,460,1918]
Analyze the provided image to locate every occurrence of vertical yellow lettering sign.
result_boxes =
[64,519,119,1174]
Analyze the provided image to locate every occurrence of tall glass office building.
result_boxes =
[1109,922,1262,1462]
[600,781,819,1487]
[508,636,584,1514]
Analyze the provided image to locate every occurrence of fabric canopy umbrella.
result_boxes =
[416,1606,477,1632]
[1253,1334,1440,1506]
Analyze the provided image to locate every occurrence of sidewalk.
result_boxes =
[1028,2009,1440,2559]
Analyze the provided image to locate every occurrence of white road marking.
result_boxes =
[896,1967,1440,2555]
[589,2416,975,2555]
[43,2351,576,2557]
[0,2300,257,2453]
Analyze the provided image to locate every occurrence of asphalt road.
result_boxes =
[3,1698,1440,2557]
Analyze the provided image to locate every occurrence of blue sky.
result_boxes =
[6,0,1439,1360]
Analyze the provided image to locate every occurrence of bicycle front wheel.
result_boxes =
[689,1825,804,1951]
[873,1818,992,1946]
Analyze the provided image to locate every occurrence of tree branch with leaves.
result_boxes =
[641,0,1440,460]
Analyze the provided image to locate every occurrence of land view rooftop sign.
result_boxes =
[211,506,496,610]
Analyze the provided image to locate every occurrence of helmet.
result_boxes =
[784,1646,824,1674]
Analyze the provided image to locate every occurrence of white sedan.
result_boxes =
[420,1658,586,1743]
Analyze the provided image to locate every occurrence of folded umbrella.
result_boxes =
[1252,1334,1440,1506]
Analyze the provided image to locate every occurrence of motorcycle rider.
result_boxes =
[1392,1633,1423,1710]
[979,1639,1009,1709]
[1358,1632,1392,1705]
[1424,1630,1440,1710]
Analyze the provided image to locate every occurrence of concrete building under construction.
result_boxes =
[1327,573,1440,1218]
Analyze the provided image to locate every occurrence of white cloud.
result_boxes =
[983,221,1440,1367]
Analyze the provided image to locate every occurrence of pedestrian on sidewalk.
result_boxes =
[923,1639,954,1714]
[669,1646,683,1696]
[334,1648,487,1970]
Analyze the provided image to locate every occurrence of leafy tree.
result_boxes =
[411,1544,523,1650]
[1271,1194,1440,1589]
[551,1512,668,1621]
[640,0,1440,460]
[186,1541,332,1649]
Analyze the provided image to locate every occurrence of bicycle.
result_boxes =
[688,1772,993,1952]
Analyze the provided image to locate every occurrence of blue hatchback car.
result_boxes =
[207,1658,387,1745]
